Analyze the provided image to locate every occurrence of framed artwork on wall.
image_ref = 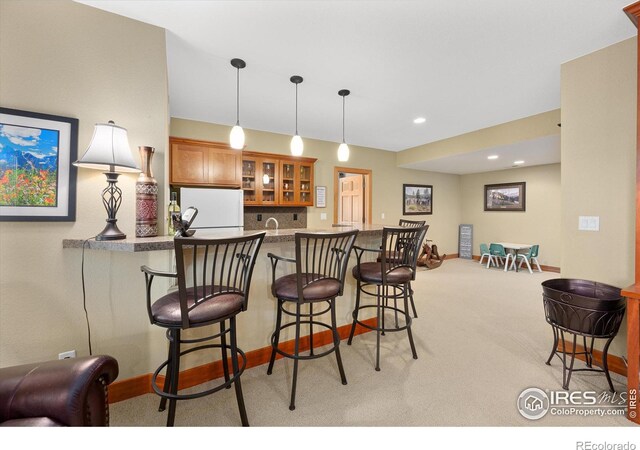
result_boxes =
[484,182,526,212]
[403,183,432,215]
[0,107,78,221]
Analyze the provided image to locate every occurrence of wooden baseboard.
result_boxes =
[469,254,560,272]
[555,340,627,378]
[108,317,377,404]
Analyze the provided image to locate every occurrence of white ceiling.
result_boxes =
[78,0,635,172]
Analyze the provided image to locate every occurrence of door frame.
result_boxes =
[333,166,372,225]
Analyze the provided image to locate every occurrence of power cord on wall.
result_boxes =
[81,236,97,356]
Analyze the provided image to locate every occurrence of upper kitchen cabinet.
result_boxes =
[242,154,279,206]
[280,160,314,206]
[170,137,242,187]
[243,151,316,207]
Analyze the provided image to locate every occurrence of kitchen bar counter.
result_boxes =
[62,223,384,252]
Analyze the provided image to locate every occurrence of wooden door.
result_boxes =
[339,175,363,223]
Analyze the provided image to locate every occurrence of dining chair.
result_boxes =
[479,243,494,267]
[516,244,542,273]
[266,229,358,411]
[488,243,513,271]
[140,232,266,426]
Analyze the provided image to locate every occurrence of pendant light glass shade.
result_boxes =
[290,134,303,156]
[337,142,350,162]
[337,89,351,161]
[290,75,304,156]
[230,124,245,150]
[230,58,246,150]
[262,173,270,185]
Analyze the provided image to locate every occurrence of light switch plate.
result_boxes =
[320,213,327,220]
[578,216,599,231]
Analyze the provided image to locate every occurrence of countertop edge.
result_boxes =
[63,226,384,252]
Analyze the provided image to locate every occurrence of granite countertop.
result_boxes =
[63,223,385,252]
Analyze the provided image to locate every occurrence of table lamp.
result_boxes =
[73,121,139,241]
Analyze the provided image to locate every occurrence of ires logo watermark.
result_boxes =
[517,387,627,420]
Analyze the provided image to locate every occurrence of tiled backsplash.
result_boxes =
[244,206,307,230]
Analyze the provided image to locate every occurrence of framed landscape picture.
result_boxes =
[403,184,432,215]
[0,107,78,221]
[484,182,526,212]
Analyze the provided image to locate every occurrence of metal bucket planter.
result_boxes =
[542,279,625,392]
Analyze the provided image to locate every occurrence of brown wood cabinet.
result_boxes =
[241,154,279,205]
[243,150,316,206]
[170,137,242,187]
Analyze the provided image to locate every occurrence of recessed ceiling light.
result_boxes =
[487,155,498,160]
[514,160,525,165]
[413,117,426,124]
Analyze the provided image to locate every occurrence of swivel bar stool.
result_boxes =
[397,219,427,317]
[267,229,358,410]
[348,225,427,371]
[141,232,265,426]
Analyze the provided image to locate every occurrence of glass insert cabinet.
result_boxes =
[242,151,316,207]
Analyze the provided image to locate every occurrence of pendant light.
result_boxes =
[290,75,304,156]
[230,58,246,149]
[337,89,350,162]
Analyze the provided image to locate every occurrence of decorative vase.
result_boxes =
[135,146,158,237]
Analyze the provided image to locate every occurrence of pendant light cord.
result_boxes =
[295,82,299,135]
[236,67,240,125]
[342,96,346,143]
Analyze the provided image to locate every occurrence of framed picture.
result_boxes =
[484,182,526,212]
[0,108,78,221]
[403,184,432,215]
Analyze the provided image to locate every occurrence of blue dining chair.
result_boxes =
[479,243,494,267]
[488,243,514,271]
[516,244,542,273]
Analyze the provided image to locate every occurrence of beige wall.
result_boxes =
[170,118,463,254]
[460,164,562,267]
[0,0,169,375]
[561,37,637,356]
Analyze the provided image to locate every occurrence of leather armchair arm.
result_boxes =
[0,355,119,426]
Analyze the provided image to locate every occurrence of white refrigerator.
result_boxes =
[179,187,244,231]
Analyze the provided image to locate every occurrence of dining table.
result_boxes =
[497,242,532,272]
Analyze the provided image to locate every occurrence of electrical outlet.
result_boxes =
[257,214,262,221]
[293,213,298,221]
[381,213,385,219]
[320,213,327,220]
[58,350,76,360]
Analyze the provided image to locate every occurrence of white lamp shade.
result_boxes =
[262,173,270,185]
[290,134,304,156]
[337,142,350,162]
[74,122,139,172]
[230,125,245,149]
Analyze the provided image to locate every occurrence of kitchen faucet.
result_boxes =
[265,217,279,230]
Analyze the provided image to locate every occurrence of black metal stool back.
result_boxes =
[267,229,358,410]
[141,232,265,426]
[398,219,426,227]
[348,225,428,371]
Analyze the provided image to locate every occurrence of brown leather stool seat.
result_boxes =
[272,274,341,302]
[151,286,244,326]
[352,262,412,284]
[267,230,358,411]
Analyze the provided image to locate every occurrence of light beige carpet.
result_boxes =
[110,258,632,427]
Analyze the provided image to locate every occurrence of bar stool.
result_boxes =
[266,229,358,411]
[348,225,428,371]
[397,219,427,317]
[141,232,265,426]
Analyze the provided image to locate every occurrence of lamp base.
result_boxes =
[95,221,126,241]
